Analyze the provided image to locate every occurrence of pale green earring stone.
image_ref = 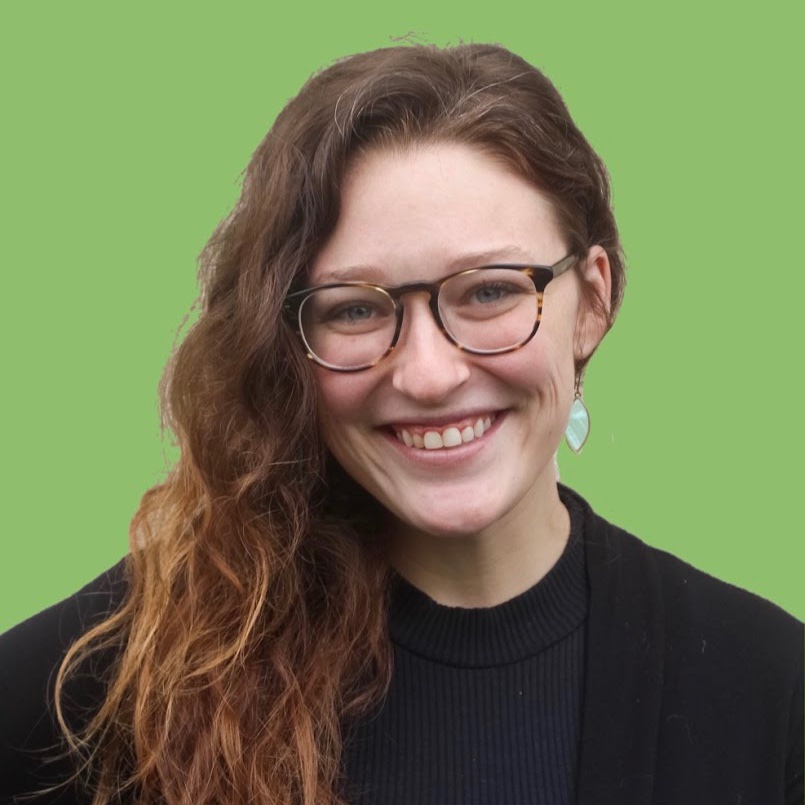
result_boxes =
[565,396,590,454]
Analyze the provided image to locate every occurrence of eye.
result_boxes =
[471,282,512,304]
[309,290,395,334]
[442,270,535,324]
[460,280,528,308]
[328,302,377,322]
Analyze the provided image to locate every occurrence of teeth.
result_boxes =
[395,414,497,450]
[423,431,443,449]
[442,427,462,447]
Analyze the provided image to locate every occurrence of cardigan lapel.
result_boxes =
[574,504,666,805]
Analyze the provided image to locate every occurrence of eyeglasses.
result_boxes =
[283,254,577,372]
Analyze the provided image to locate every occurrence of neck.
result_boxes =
[388,478,570,608]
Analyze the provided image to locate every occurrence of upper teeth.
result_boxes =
[395,415,495,450]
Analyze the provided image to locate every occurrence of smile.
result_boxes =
[392,413,497,450]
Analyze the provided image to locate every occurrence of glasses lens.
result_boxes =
[299,285,396,369]
[439,268,539,352]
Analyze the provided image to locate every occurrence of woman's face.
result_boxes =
[309,143,609,540]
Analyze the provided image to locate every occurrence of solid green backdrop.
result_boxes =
[1,0,803,632]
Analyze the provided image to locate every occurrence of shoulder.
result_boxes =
[0,558,129,687]
[567,486,803,798]
[563,484,803,652]
[566,483,802,719]
[607,515,803,749]
[597,507,802,658]
[581,490,802,761]
[0,560,129,802]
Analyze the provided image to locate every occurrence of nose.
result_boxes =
[389,294,471,402]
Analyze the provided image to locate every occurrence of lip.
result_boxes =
[378,410,508,465]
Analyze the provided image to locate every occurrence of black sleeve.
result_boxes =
[0,560,128,805]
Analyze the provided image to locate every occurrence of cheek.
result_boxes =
[490,331,575,402]
[315,370,371,421]
[314,369,380,457]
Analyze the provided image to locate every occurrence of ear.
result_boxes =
[574,245,612,362]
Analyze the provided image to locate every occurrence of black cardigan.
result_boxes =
[1,487,802,804]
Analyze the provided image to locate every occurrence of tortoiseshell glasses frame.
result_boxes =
[282,254,577,372]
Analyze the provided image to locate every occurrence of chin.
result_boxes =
[386,489,513,540]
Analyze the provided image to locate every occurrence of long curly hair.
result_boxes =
[54,42,625,805]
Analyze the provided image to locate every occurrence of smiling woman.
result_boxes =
[0,43,802,805]
[311,144,606,584]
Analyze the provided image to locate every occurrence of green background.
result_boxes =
[2,1,803,632]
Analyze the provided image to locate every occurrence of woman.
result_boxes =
[1,43,801,805]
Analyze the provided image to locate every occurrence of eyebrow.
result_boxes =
[314,246,543,284]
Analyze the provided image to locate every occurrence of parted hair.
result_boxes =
[54,42,625,805]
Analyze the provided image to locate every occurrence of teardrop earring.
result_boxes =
[565,372,590,454]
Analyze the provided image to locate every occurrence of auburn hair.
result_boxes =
[54,42,625,805]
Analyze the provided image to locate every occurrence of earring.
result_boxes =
[565,372,590,454]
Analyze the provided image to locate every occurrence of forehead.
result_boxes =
[310,143,565,285]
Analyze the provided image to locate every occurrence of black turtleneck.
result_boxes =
[342,489,590,805]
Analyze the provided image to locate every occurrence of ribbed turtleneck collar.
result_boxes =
[388,485,589,668]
